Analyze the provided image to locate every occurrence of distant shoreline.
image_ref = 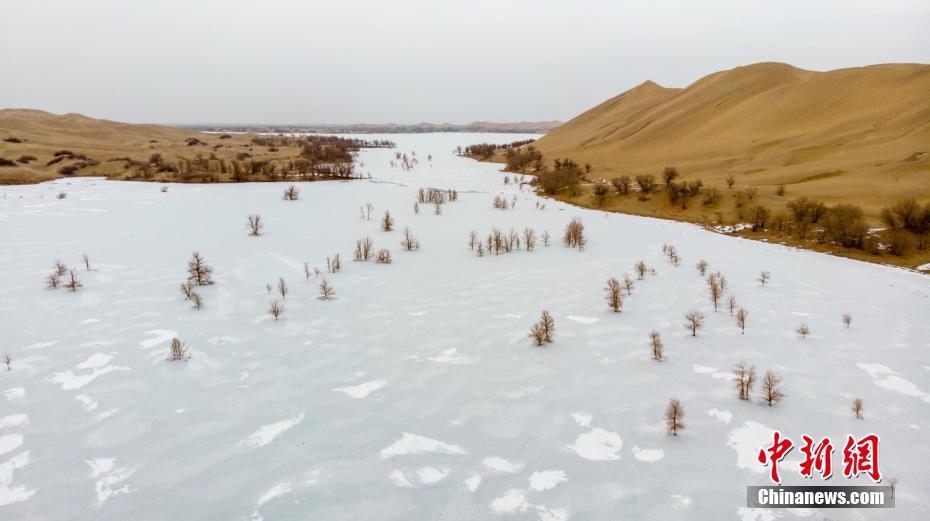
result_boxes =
[185,121,560,135]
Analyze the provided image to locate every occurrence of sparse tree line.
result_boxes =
[45,255,92,291]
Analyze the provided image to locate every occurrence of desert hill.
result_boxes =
[533,62,930,218]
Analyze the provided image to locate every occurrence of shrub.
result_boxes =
[563,218,585,249]
[375,249,392,264]
[318,279,335,300]
[761,370,784,406]
[824,204,868,248]
[665,398,685,435]
[187,252,214,285]
[684,311,704,336]
[734,362,756,400]
[634,174,657,193]
[282,185,300,200]
[611,176,631,195]
[247,215,263,236]
[169,338,190,361]
[650,331,664,361]
[381,210,394,231]
[605,278,622,312]
[268,300,284,320]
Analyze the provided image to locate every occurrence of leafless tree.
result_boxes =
[852,398,863,420]
[360,202,374,221]
[247,214,264,236]
[650,331,664,361]
[82,254,92,271]
[376,249,392,264]
[277,277,289,299]
[413,202,420,215]
[54,259,68,277]
[759,270,771,286]
[708,275,723,311]
[727,296,737,315]
[381,210,394,232]
[726,175,736,189]
[842,313,852,328]
[888,478,897,500]
[3,352,11,371]
[180,280,195,300]
[665,398,685,435]
[65,269,82,291]
[735,307,749,334]
[187,252,214,285]
[283,185,300,200]
[355,237,374,261]
[605,278,623,312]
[796,324,810,339]
[190,291,203,309]
[319,279,335,300]
[168,338,190,361]
[434,201,443,215]
[696,259,709,276]
[634,261,648,280]
[468,230,478,250]
[476,242,485,257]
[268,300,284,320]
[542,231,551,247]
[304,262,313,280]
[529,323,545,346]
[46,272,61,289]
[622,274,634,294]
[523,227,536,251]
[400,226,420,251]
[734,361,756,400]
[685,311,705,336]
[761,370,784,406]
[563,218,586,249]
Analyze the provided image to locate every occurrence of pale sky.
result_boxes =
[1,0,928,125]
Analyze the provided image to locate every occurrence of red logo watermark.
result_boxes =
[757,432,881,484]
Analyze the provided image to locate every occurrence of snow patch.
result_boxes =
[464,474,482,492]
[87,458,135,506]
[727,421,774,472]
[565,428,623,461]
[528,470,567,491]
[4,388,25,400]
[77,353,112,369]
[0,415,29,430]
[409,348,472,364]
[483,456,522,473]
[389,466,449,487]
[245,413,304,448]
[565,315,598,324]
[76,394,99,412]
[380,433,466,458]
[708,408,733,424]
[857,363,930,402]
[0,451,34,506]
[570,412,592,428]
[332,380,385,398]
[257,483,291,505]
[140,329,177,349]
[490,489,529,514]
[631,446,665,462]
[50,365,128,390]
[0,435,24,457]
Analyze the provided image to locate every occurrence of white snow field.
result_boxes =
[1,133,929,520]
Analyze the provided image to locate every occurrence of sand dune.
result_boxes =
[534,62,930,216]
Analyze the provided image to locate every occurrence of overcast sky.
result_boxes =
[1,0,928,125]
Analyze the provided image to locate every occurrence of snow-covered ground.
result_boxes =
[1,133,929,520]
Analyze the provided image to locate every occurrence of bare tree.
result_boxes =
[665,398,685,435]
[187,252,214,285]
[82,254,92,271]
[277,277,289,299]
[761,370,784,406]
[708,274,723,311]
[282,185,300,200]
[650,331,664,361]
[796,324,810,339]
[355,237,374,261]
[381,210,394,232]
[635,261,648,280]
[360,202,374,221]
[888,478,898,500]
[168,338,190,361]
[542,231,551,247]
[304,262,312,280]
[852,398,863,420]
[523,227,536,251]
[605,278,622,312]
[476,242,484,257]
[696,259,709,276]
[468,231,478,250]
[563,218,585,249]
[54,259,68,277]
[400,226,420,251]
[180,280,194,300]
[265,283,273,295]
[65,269,82,291]
[727,296,738,316]
[3,352,11,371]
[190,291,204,309]
[376,249,392,264]
[529,323,545,346]
[726,175,736,189]
[734,361,756,400]
[735,307,749,334]
[268,300,284,320]
[842,313,852,328]
[622,274,634,294]
[318,279,335,300]
[758,270,771,286]
[685,311,705,336]
[413,202,420,214]
[46,272,61,289]
[247,214,264,236]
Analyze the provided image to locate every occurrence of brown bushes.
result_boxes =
[400,226,420,251]
[529,310,555,345]
[355,237,374,261]
[684,311,704,336]
[268,300,284,320]
[563,218,585,249]
[318,279,335,300]
[650,331,664,361]
[734,362,756,400]
[605,278,622,312]
[761,370,784,406]
[169,338,190,361]
[247,215,264,236]
[735,308,748,334]
[381,210,394,231]
[665,398,685,435]
[187,252,214,285]
[376,249,392,264]
[282,185,300,200]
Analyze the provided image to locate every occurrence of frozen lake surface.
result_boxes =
[1,133,929,520]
